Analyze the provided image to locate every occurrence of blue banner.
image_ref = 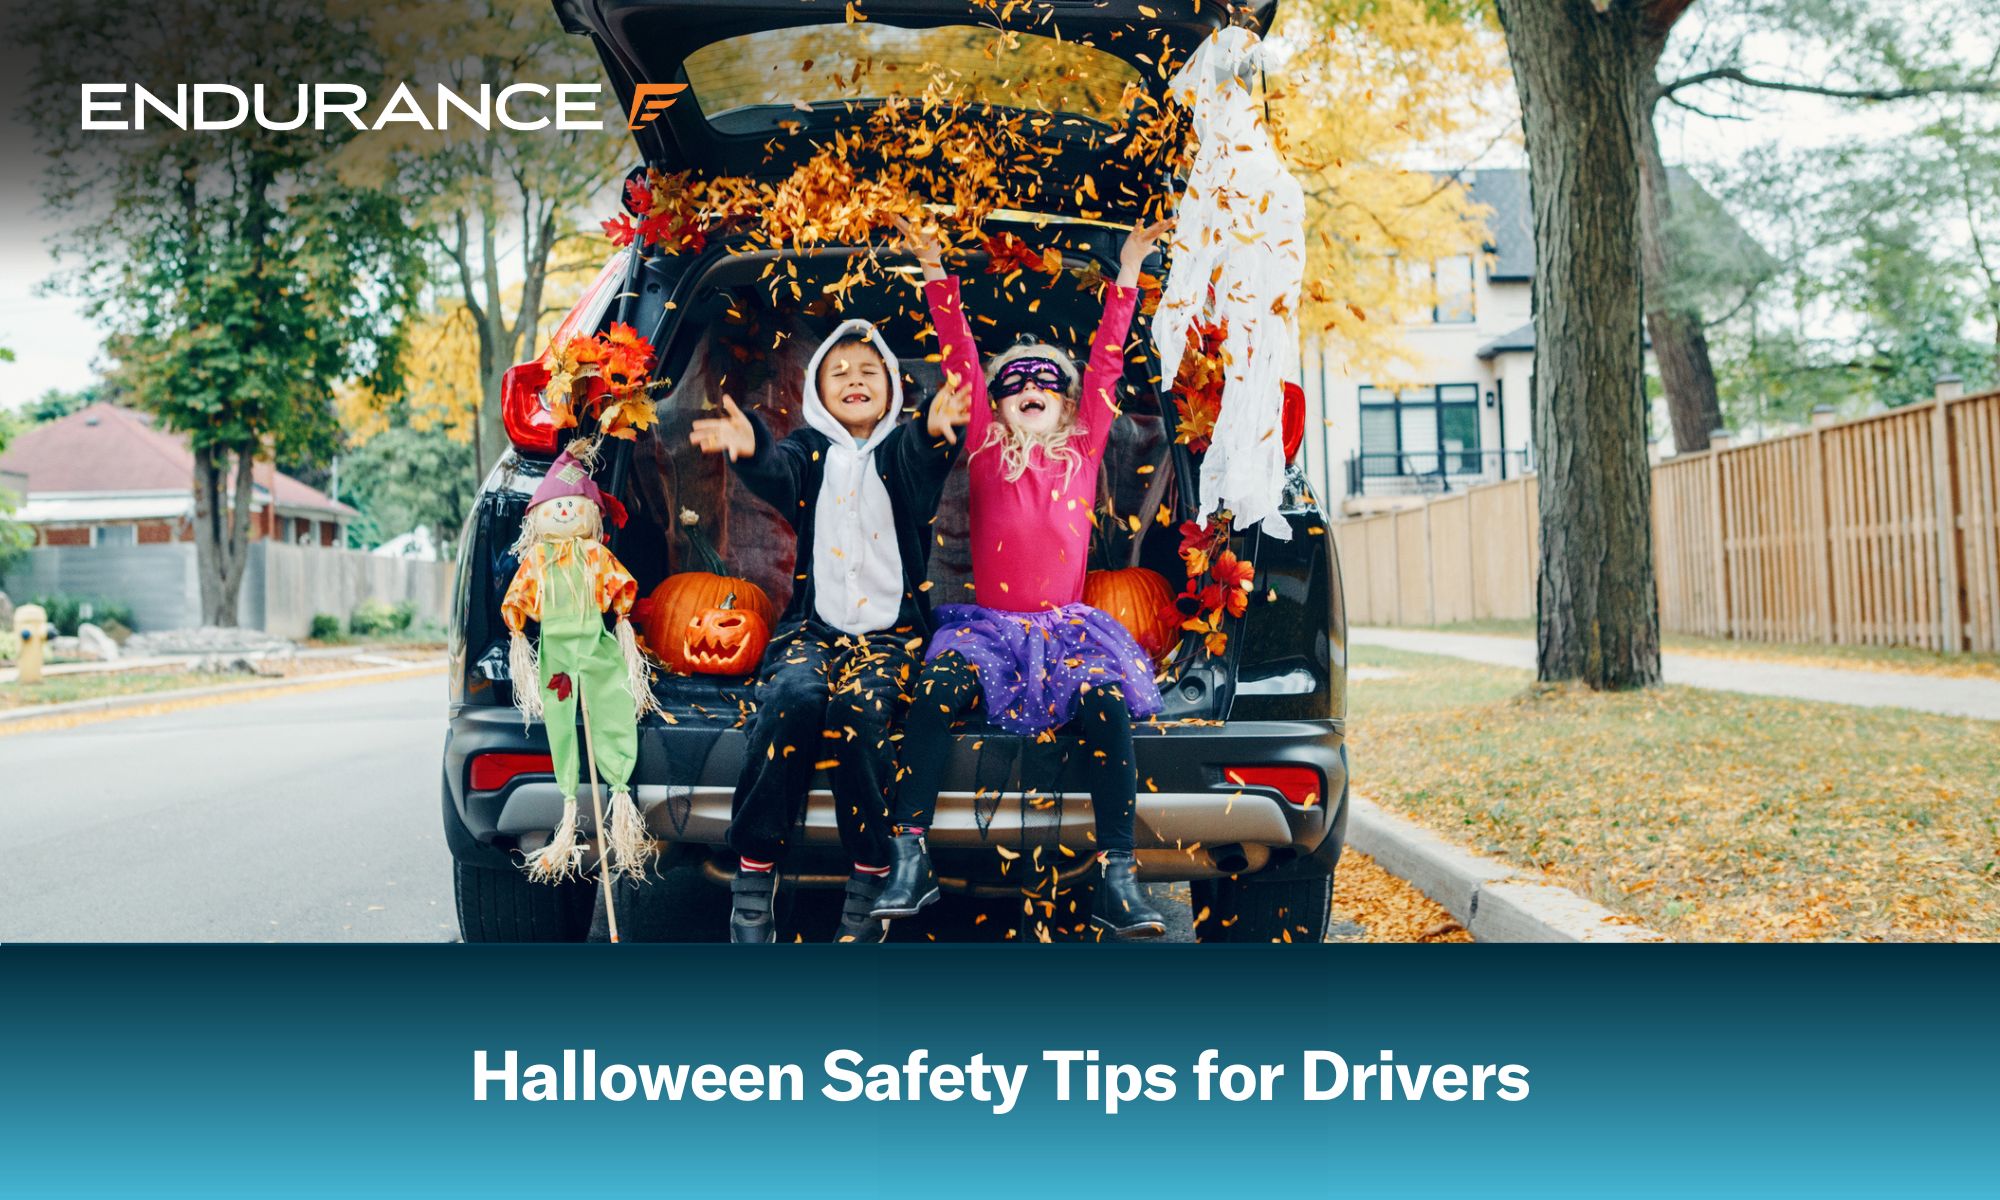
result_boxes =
[4,946,1993,1196]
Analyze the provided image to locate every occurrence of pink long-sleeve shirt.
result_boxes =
[924,274,1139,613]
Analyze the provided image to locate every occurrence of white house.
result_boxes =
[1296,168,1720,516]
[1294,168,1536,516]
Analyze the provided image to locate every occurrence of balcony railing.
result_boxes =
[1345,449,1534,498]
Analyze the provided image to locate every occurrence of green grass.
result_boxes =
[0,669,242,710]
[1348,644,2000,942]
[1418,619,2000,681]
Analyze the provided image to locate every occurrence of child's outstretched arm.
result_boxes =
[1077,217,1173,461]
[895,216,991,449]
[691,395,809,524]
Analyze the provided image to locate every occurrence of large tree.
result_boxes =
[341,0,627,474]
[25,0,423,625]
[1639,0,2000,450]
[1493,0,1673,690]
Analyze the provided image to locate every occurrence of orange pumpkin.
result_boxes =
[645,514,776,673]
[1084,567,1178,662]
[681,594,770,676]
[644,573,774,672]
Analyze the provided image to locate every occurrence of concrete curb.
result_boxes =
[0,661,444,733]
[1347,794,1668,943]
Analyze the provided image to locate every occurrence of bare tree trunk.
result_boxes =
[1496,0,1662,690]
[1637,67,1725,452]
[191,445,258,626]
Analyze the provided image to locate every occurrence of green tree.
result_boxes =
[0,347,31,576]
[24,0,424,625]
[23,386,99,424]
[1641,0,2000,447]
[339,422,481,556]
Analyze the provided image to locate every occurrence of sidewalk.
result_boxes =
[1350,627,2000,721]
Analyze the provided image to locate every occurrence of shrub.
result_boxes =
[309,613,344,642]
[349,598,416,637]
[31,595,136,636]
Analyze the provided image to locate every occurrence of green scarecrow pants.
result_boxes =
[537,556,638,801]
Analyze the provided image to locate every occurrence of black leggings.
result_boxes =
[891,652,1138,854]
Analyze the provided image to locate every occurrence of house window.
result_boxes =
[1358,384,1483,475]
[1434,256,1476,323]
[93,524,137,547]
[1395,257,1478,325]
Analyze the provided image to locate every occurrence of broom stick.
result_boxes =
[576,686,621,944]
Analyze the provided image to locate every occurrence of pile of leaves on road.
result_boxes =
[1330,850,1472,943]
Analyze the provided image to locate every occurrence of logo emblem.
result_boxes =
[626,83,687,129]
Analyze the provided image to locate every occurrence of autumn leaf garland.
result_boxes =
[1170,515,1249,658]
[519,322,661,441]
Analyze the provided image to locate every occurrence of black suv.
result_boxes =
[442,0,1348,942]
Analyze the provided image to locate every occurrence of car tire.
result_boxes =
[453,860,597,943]
[1191,866,1334,944]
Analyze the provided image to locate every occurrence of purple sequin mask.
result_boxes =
[990,356,1071,401]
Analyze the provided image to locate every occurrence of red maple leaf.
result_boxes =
[601,214,638,248]
[547,673,573,702]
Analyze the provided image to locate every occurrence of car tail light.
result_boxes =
[501,363,561,455]
[502,252,631,455]
[1281,381,1305,464]
[469,752,555,792]
[1223,765,1321,808]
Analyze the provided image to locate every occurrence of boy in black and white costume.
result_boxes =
[691,319,968,942]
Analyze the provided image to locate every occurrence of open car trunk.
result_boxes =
[553,0,1277,223]
[601,219,1215,720]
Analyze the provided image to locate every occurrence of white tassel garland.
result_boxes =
[605,789,655,881]
[523,798,585,883]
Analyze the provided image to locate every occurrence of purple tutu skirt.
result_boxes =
[925,602,1165,736]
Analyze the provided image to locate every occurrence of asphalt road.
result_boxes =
[2,675,458,942]
[1,675,1393,944]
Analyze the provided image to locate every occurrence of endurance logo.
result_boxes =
[626,83,687,129]
[78,83,611,132]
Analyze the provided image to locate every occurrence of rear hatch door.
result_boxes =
[554,0,1276,223]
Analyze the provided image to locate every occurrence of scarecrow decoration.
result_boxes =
[501,439,662,910]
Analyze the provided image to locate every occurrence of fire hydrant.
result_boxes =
[14,604,49,685]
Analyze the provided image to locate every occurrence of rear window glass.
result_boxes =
[684,24,1142,126]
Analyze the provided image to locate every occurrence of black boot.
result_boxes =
[729,868,777,944]
[1091,852,1165,939]
[870,832,939,919]
[834,873,889,943]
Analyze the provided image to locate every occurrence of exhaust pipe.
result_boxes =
[1211,843,1252,874]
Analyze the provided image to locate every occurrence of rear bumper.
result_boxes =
[443,704,1346,886]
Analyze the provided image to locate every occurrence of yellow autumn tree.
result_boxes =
[338,260,607,447]
[1270,0,1517,382]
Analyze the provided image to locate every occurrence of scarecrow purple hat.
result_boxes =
[528,444,628,528]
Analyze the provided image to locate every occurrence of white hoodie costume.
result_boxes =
[799,319,905,635]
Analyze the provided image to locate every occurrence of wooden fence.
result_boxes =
[1333,387,2000,653]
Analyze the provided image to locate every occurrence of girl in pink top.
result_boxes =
[873,216,1174,939]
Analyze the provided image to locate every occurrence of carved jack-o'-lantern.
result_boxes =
[645,514,775,672]
[681,593,769,676]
